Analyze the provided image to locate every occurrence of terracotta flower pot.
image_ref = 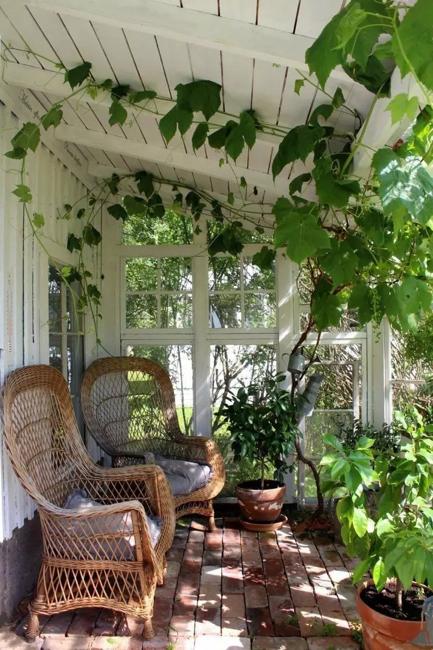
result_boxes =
[236,479,285,525]
[356,581,425,650]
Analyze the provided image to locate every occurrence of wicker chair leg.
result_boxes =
[143,618,154,639]
[208,503,217,532]
[26,609,39,641]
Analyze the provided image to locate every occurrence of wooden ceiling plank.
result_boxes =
[26,6,82,63]
[295,0,343,38]
[257,0,299,31]
[23,0,338,76]
[251,59,288,126]
[59,12,115,79]
[123,30,171,97]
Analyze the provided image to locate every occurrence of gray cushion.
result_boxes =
[154,457,212,496]
[64,489,162,550]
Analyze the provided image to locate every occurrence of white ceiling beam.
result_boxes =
[88,162,277,209]
[22,0,350,80]
[55,125,288,195]
[2,62,280,146]
[353,70,424,176]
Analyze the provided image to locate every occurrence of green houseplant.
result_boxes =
[321,411,433,648]
[222,372,297,530]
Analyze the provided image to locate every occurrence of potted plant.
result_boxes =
[222,372,297,531]
[321,410,433,649]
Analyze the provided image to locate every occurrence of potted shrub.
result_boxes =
[222,372,297,531]
[320,411,433,649]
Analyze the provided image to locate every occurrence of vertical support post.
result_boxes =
[276,251,297,503]
[370,319,392,426]
[192,221,211,436]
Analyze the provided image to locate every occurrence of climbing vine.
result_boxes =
[4,0,433,507]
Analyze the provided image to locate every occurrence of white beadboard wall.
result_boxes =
[0,84,96,542]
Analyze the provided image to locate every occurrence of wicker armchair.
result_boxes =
[81,357,225,530]
[2,365,175,640]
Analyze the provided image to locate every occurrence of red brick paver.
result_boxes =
[9,518,361,649]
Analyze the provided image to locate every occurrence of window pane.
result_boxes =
[160,294,192,328]
[160,258,192,291]
[244,292,276,328]
[123,209,193,245]
[126,295,158,328]
[210,294,242,328]
[209,257,241,290]
[126,344,193,433]
[49,333,62,372]
[210,344,277,496]
[301,344,363,498]
[48,266,62,332]
[243,257,275,290]
[126,258,158,292]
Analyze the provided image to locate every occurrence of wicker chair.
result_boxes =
[81,357,225,530]
[2,365,175,640]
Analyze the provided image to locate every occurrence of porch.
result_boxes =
[6,517,360,650]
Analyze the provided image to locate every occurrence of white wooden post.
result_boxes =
[369,319,392,426]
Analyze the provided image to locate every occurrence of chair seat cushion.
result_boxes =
[154,457,212,496]
[64,489,162,549]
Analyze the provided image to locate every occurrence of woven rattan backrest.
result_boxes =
[2,365,90,507]
[81,357,181,456]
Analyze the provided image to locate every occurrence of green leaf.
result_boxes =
[225,124,245,161]
[32,212,45,229]
[64,61,92,89]
[320,238,360,286]
[395,554,415,591]
[252,246,275,271]
[272,125,325,178]
[386,94,419,125]
[344,55,391,96]
[11,122,40,153]
[109,99,127,126]
[135,171,154,198]
[273,199,330,264]
[373,148,433,226]
[82,224,102,246]
[67,233,82,252]
[393,0,433,92]
[128,88,157,103]
[352,507,368,538]
[107,204,128,221]
[294,78,304,95]
[348,283,374,324]
[5,148,26,159]
[159,105,193,142]
[41,105,63,130]
[289,173,312,196]
[208,126,228,150]
[372,558,386,590]
[110,84,130,100]
[13,184,32,203]
[313,158,360,208]
[309,103,334,125]
[192,122,209,150]
[311,280,345,330]
[176,80,221,120]
[239,111,256,148]
[352,558,370,583]
[332,88,345,109]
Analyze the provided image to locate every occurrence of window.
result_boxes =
[124,257,193,329]
[209,255,276,329]
[48,265,85,423]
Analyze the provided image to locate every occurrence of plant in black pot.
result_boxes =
[320,410,433,649]
[222,372,298,531]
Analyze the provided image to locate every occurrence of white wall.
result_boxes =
[0,84,93,542]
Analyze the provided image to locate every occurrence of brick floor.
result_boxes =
[5,518,361,649]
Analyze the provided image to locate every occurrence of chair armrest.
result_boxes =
[84,464,176,549]
[38,500,157,566]
[175,436,225,475]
